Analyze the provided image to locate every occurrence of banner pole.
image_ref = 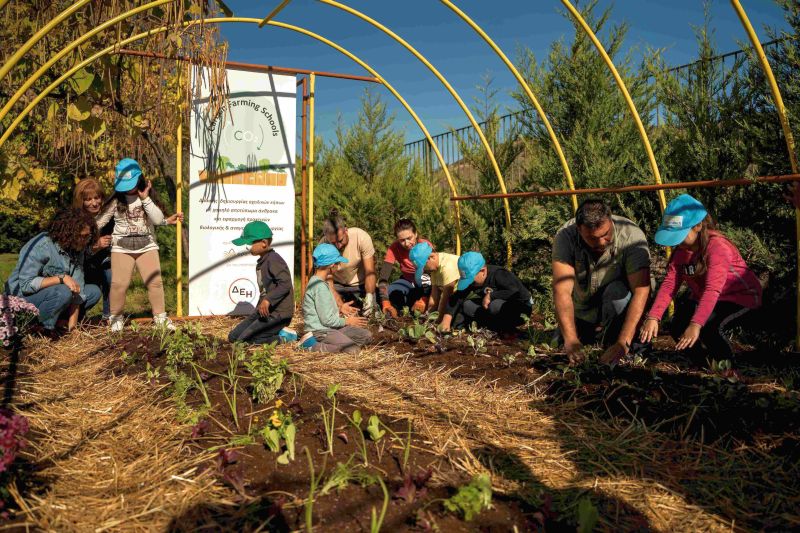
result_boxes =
[176,61,184,317]
[300,76,309,294]
[308,73,316,265]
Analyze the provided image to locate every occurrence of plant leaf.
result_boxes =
[284,422,296,461]
[366,415,385,441]
[67,97,91,121]
[68,68,94,95]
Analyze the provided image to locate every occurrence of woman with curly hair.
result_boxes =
[4,208,101,333]
[73,177,113,320]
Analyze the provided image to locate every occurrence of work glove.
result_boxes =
[381,300,398,318]
[362,292,376,316]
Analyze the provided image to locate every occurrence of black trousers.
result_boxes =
[451,298,532,333]
[669,296,748,360]
[228,313,291,345]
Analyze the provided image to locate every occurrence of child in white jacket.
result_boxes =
[96,158,183,331]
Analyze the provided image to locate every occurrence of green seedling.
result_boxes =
[370,476,389,533]
[244,342,288,404]
[443,474,492,521]
[577,497,599,533]
[145,362,160,382]
[347,409,369,466]
[261,407,296,464]
[320,383,340,455]
[366,414,385,441]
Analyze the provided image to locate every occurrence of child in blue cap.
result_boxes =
[95,158,183,332]
[407,241,460,320]
[228,221,294,345]
[300,243,372,353]
[439,251,532,336]
[640,194,762,360]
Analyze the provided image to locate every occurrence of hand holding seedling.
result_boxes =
[257,299,270,317]
[675,322,701,350]
[138,179,152,199]
[639,317,659,343]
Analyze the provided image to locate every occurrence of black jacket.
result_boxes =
[257,249,294,319]
[445,265,531,315]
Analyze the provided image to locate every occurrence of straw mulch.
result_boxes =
[7,316,800,531]
[5,324,237,532]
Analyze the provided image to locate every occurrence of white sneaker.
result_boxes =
[153,312,176,331]
[109,315,124,333]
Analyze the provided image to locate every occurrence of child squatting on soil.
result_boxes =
[300,244,373,353]
[228,221,294,345]
[408,241,461,322]
[639,194,762,361]
[96,158,183,332]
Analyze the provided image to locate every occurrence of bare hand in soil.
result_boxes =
[675,322,701,350]
[640,317,659,343]
[600,341,627,365]
[340,302,358,317]
[566,340,584,365]
[346,315,368,327]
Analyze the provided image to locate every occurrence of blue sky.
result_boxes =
[216,0,791,145]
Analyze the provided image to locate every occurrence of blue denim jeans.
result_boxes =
[24,284,102,329]
[386,278,430,310]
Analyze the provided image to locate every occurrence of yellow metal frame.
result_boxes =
[730,0,800,348]
[308,72,316,262]
[259,0,292,27]
[175,61,184,317]
[441,0,578,212]
[560,0,667,212]
[317,0,510,264]
[0,0,91,82]
[0,0,176,125]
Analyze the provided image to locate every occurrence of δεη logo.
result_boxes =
[229,278,257,304]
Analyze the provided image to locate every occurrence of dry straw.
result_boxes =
[8,317,800,531]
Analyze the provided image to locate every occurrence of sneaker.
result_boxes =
[299,332,318,350]
[153,312,176,331]
[109,315,125,333]
[278,328,298,343]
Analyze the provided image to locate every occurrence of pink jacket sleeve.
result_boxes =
[691,239,732,326]
[648,257,681,321]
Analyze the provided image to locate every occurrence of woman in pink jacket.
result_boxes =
[640,194,761,360]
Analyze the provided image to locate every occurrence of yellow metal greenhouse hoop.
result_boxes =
[441,0,579,213]
[317,0,513,265]
[0,15,465,285]
[560,0,667,213]
[730,0,800,349]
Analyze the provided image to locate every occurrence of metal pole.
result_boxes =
[561,0,667,213]
[730,0,800,349]
[319,0,509,264]
[259,0,292,27]
[176,61,185,317]
[0,0,91,82]
[308,73,316,262]
[300,76,309,294]
[117,48,381,83]
[441,0,578,212]
[449,173,800,201]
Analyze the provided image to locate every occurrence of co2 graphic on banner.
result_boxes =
[188,68,296,315]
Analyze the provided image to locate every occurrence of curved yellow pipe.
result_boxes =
[0,0,175,125]
[0,16,463,252]
[730,0,800,348]
[0,0,12,11]
[0,0,92,83]
[318,0,510,263]
[560,0,667,212]
[441,0,578,212]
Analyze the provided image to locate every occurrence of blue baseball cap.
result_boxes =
[457,251,486,291]
[114,158,142,192]
[313,243,348,267]
[655,194,708,247]
[409,242,433,285]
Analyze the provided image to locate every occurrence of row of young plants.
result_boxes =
[119,322,497,529]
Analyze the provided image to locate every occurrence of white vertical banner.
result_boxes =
[188,67,296,315]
